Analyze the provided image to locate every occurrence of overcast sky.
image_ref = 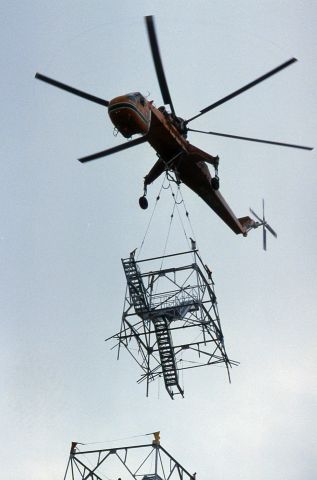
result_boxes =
[1,1,317,479]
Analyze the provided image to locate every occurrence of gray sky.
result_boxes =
[1,1,317,479]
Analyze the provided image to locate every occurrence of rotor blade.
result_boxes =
[187,128,313,151]
[186,58,298,124]
[250,208,263,223]
[264,222,277,238]
[262,198,265,222]
[145,15,175,116]
[78,135,148,163]
[263,226,267,251]
[35,73,109,107]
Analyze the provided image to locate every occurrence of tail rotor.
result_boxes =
[249,199,277,250]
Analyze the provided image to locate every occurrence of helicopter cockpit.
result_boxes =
[108,92,151,138]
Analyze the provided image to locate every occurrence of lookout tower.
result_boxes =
[64,434,195,480]
[107,248,237,398]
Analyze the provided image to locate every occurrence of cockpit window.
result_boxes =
[127,93,138,101]
[127,92,145,105]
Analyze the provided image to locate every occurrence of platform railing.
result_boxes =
[149,286,199,311]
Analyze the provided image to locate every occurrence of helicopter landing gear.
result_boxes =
[211,176,219,190]
[139,195,148,209]
[139,183,148,209]
[211,163,220,190]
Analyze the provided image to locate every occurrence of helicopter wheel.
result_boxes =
[211,176,220,190]
[139,195,148,209]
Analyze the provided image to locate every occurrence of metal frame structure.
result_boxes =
[107,249,237,398]
[64,436,195,480]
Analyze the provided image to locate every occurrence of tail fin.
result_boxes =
[238,216,255,235]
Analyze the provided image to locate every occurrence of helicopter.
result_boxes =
[35,15,312,240]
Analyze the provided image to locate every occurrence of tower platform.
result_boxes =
[64,434,195,480]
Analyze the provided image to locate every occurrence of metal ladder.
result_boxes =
[122,256,183,398]
[122,257,149,314]
[153,315,183,398]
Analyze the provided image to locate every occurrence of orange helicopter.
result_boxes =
[35,16,312,243]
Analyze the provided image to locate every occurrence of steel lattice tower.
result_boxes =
[64,435,195,480]
[107,248,237,398]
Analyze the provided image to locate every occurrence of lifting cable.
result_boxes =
[167,176,197,250]
[137,175,168,260]
[138,172,198,262]
[158,173,198,274]
[160,182,178,259]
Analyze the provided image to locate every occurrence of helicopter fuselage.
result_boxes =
[108,93,251,235]
[108,93,218,168]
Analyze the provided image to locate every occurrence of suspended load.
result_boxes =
[107,248,238,398]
